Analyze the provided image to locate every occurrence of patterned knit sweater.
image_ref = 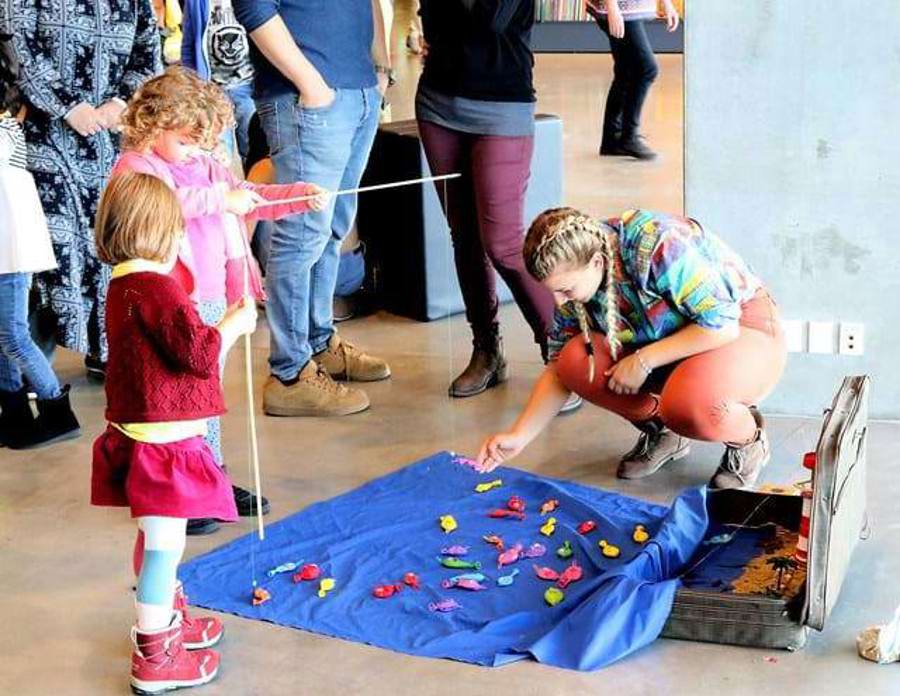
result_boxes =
[104,271,225,423]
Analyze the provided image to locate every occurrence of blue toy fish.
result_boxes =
[441,545,470,556]
[703,533,735,546]
[266,560,303,578]
[497,569,521,587]
[448,572,487,583]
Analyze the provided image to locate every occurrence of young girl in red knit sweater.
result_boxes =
[91,173,257,694]
[112,67,328,534]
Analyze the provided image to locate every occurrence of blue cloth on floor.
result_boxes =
[178,451,709,671]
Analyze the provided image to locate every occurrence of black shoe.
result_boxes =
[233,485,270,517]
[600,139,627,156]
[614,136,658,160]
[186,518,221,536]
[0,385,81,450]
[85,355,106,383]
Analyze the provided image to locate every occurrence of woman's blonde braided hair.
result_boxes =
[524,207,622,380]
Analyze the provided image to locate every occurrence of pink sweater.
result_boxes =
[112,150,316,304]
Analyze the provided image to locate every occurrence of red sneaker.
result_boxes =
[130,613,219,694]
[175,582,224,649]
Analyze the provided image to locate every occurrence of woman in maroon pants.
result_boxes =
[416,0,578,409]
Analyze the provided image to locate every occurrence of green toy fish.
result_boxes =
[438,556,482,570]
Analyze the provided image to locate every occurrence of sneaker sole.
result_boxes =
[264,401,371,417]
[130,666,219,694]
[617,444,691,480]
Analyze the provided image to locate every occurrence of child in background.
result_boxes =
[113,66,328,534]
[0,34,80,449]
[91,172,257,694]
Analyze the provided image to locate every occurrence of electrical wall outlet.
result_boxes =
[839,322,865,356]
[781,319,805,353]
[808,321,835,354]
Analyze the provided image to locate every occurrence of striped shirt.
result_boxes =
[588,0,658,21]
[0,116,27,170]
[546,209,762,361]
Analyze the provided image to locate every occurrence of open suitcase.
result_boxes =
[661,375,870,650]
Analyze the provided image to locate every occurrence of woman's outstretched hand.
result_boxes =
[476,430,529,472]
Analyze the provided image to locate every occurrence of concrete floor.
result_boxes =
[2,20,899,696]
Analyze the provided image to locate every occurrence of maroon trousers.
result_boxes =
[418,120,555,347]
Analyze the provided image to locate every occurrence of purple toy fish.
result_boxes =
[440,544,470,556]
[453,455,480,470]
[523,543,547,559]
[443,577,487,591]
[429,599,463,613]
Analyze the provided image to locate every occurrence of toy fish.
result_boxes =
[506,495,526,513]
[544,587,564,606]
[403,572,421,590]
[533,564,560,581]
[633,525,650,544]
[251,587,271,606]
[452,454,479,470]
[438,556,482,570]
[557,560,583,589]
[292,563,321,583]
[703,533,735,546]
[483,534,505,551]
[488,509,525,521]
[446,572,487,583]
[540,499,560,515]
[441,544,469,556]
[556,541,574,559]
[540,517,557,537]
[497,569,520,587]
[317,578,336,598]
[439,514,458,533]
[577,520,597,535]
[497,543,524,568]
[475,479,503,493]
[267,561,303,578]
[598,540,621,558]
[373,584,402,599]
[428,599,462,613]
[523,542,547,559]
[442,577,487,591]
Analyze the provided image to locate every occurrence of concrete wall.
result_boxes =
[684,0,900,419]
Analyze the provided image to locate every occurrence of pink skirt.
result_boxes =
[91,426,238,521]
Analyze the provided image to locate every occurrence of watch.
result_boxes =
[374,64,396,87]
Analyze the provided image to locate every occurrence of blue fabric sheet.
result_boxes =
[179,451,710,671]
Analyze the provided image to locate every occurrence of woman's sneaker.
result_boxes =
[130,613,219,694]
[710,407,770,489]
[617,419,691,479]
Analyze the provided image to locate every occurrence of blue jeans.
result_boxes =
[0,273,62,397]
[227,82,257,161]
[255,87,380,380]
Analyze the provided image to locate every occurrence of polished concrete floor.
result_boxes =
[2,25,898,696]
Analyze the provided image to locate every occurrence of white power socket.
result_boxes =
[839,322,865,356]
[781,319,805,353]
[808,321,835,354]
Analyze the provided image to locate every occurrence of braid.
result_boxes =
[600,230,622,361]
[572,301,596,383]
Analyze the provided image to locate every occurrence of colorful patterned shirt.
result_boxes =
[546,209,762,361]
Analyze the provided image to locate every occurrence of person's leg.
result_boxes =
[310,86,391,383]
[135,516,187,631]
[470,134,555,346]
[618,19,659,156]
[596,17,630,152]
[419,120,509,397]
[226,82,257,162]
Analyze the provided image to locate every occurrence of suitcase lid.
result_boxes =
[802,375,870,631]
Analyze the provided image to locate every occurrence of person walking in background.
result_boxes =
[587,0,679,160]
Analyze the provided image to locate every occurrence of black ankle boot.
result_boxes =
[449,326,508,398]
[0,388,36,447]
[0,385,80,449]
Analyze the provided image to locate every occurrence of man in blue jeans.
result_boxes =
[235,0,393,416]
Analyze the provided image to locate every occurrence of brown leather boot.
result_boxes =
[449,329,508,398]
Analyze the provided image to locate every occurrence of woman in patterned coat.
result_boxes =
[10,0,161,375]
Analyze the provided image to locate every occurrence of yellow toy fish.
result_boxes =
[544,587,565,606]
[474,479,503,493]
[540,517,557,537]
[317,578,336,598]
[633,525,650,544]
[599,540,621,558]
[439,514,458,533]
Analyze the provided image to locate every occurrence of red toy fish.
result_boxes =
[488,509,526,521]
[540,499,560,515]
[506,495,526,513]
[497,543,524,568]
[373,584,403,599]
[577,520,597,535]
[292,563,321,583]
[403,572,420,590]
[483,534,505,551]
[533,565,560,581]
[557,560,583,589]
